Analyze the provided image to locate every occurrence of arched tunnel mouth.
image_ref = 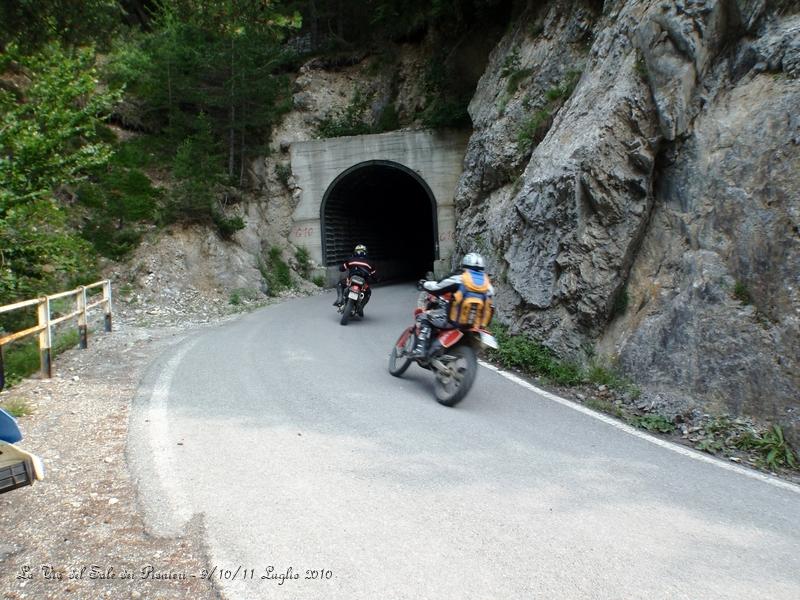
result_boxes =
[321,161,438,282]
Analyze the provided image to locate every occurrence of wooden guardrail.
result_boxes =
[0,280,112,391]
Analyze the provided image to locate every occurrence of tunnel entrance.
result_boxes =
[321,160,438,281]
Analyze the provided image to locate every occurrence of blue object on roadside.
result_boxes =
[0,408,22,444]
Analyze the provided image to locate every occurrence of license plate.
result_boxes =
[348,291,359,300]
[479,330,499,349]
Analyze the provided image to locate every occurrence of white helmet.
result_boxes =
[461,252,485,271]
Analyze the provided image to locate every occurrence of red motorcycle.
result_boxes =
[338,274,369,325]
[388,291,499,406]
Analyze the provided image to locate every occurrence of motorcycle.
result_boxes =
[0,408,44,495]
[338,274,370,326]
[388,291,499,406]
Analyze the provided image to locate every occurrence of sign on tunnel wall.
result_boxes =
[289,130,468,280]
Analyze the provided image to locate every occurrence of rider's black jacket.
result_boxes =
[340,257,376,281]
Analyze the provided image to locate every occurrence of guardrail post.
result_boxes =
[103,280,112,333]
[37,297,52,378]
[77,286,88,349]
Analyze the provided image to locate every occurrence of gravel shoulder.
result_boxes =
[0,292,306,600]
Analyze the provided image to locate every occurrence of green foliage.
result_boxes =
[506,68,533,97]
[275,163,292,188]
[500,48,522,78]
[112,135,175,170]
[612,287,630,317]
[630,414,675,433]
[376,103,400,132]
[420,52,471,129]
[1,328,80,387]
[0,44,119,307]
[161,114,243,238]
[260,247,292,296]
[516,109,552,154]
[312,275,326,288]
[368,0,508,42]
[78,166,160,259]
[0,0,121,53]
[0,397,31,418]
[295,246,311,278]
[516,69,582,155]
[735,426,797,470]
[487,323,583,385]
[316,89,375,138]
[733,281,752,305]
[104,1,298,180]
[212,213,246,239]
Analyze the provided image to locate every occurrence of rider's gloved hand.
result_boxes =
[417,279,426,291]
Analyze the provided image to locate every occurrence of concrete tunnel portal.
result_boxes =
[287,130,468,284]
[321,161,437,281]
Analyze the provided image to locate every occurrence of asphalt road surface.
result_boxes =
[129,284,800,600]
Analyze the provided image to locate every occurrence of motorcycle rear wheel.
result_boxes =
[434,344,477,407]
[388,331,414,377]
[340,298,354,325]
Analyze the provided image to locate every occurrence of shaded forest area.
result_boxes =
[0,0,512,326]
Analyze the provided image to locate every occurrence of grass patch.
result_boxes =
[734,425,797,470]
[229,288,260,306]
[312,275,326,288]
[517,109,553,154]
[733,281,752,305]
[2,328,81,387]
[0,397,32,418]
[259,247,292,297]
[295,246,311,279]
[487,323,583,385]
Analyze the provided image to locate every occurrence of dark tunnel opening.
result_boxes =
[321,161,437,282]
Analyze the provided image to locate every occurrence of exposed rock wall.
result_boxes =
[454,0,800,438]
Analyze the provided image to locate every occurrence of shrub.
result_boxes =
[316,89,374,138]
[295,246,311,278]
[260,247,292,296]
[275,163,292,188]
[733,281,752,305]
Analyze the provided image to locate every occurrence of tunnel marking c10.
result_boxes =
[293,226,314,238]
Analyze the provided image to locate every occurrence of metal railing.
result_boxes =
[0,280,112,391]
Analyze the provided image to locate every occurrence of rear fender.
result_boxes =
[437,329,464,348]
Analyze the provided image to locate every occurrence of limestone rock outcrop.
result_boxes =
[453,0,800,440]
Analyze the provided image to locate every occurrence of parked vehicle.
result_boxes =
[388,291,499,406]
[338,274,370,325]
[0,408,44,495]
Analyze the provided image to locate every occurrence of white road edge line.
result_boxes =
[479,360,800,495]
[146,340,198,526]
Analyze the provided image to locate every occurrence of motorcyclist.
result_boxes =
[409,252,494,359]
[333,244,376,315]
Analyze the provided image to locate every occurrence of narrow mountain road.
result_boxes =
[129,285,800,600]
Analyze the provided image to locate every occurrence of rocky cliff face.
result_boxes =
[454,0,799,439]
